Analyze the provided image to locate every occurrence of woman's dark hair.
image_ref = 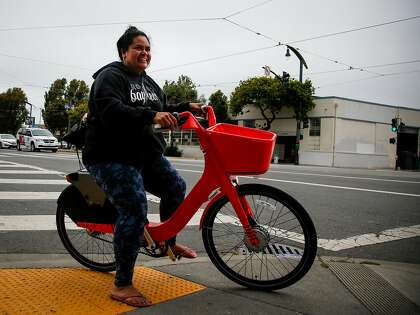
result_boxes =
[117,26,150,60]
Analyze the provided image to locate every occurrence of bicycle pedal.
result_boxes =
[166,246,177,262]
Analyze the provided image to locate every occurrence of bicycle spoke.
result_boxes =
[204,188,316,288]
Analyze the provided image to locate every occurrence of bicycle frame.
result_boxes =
[146,107,258,245]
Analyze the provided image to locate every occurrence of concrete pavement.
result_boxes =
[0,254,419,314]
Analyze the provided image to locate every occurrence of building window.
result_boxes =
[309,118,320,136]
[243,119,255,128]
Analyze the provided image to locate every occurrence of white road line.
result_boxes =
[176,169,420,197]
[253,177,420,198]
[0,179,67,185]
[0,213,203,231]
[0,152,76,160]
[0,170,62,174]
[318,224,420,251]
[176,168,202,174]
[0,214,418,252]
[0,165,28,168]
[175,166,420,184]
[266,170,420,184]
[0,191,161,201]
[0,159,65,175]
[0,192,60,199]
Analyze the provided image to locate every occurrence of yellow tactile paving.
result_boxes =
[0,266,206,314]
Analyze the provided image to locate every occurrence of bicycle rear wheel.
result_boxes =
[202,184,317,290]
[56,204,116,272]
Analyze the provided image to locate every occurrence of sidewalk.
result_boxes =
[0,254,419,315]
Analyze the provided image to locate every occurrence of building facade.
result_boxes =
[233,96,420,169]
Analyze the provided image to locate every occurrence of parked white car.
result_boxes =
[16,127,59,152]
[0,134,17,149]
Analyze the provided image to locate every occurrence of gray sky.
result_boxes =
[1,0,420,124]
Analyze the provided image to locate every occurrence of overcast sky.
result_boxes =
[1,0,419,124]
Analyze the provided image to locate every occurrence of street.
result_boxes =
[1,149,419,265]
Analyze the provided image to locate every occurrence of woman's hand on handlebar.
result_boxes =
[189,103,206,116]
[153,112,178,130]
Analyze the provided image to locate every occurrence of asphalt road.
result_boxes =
[1,149,419,264]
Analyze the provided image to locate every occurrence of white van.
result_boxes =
[16,127,59,152]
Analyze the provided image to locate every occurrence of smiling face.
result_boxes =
[122,35,151,73]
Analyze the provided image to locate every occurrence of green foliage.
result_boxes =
[230,77,284,130]
[229,76,315,130]
[164,144,183,157]
[163,75,198,104]
[209,90,229,123]
[0,87,28,134]
[43,78,89,136]
[68,101,88,126]
[284,79,315,120]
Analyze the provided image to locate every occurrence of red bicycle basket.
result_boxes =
[207,124,276,175]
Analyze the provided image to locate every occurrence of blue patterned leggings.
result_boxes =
[86,155,186,287]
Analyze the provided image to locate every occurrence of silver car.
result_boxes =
[0,134,17,149]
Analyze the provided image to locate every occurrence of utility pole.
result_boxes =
[285,45,308,165]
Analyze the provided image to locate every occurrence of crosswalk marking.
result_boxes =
[0,191,161,201]
[1,157,419,252]
[0,212,204,231]
[0,170,62,174]
[0,179,67,185]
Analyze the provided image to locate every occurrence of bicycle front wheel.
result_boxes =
[202,184,317,290]
[56,204,116,272]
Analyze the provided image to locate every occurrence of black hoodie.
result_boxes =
[82,61,190,168]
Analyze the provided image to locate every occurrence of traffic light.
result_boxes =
[303,118,309,129]
[391,118,398,132]
[389,137,396,144]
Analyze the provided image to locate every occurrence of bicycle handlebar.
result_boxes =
[152,105,216,132]
[178,105,216,131]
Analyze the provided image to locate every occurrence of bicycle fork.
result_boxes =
[225,180,259,247]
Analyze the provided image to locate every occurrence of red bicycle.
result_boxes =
[56,106,317,290]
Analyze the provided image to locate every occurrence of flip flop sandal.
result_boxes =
[110,293,152,308]
[172,245,198,259]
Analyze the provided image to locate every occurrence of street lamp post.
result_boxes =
[285,45,308,165]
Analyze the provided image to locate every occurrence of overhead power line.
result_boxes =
[364,59,420,69]
[150,44,279,73]
[224,0,273,19]
[0,17,223,32]
[0,52,95,72]
[316,69,420,89]
[0,1,274,32]
[224,14,420,75]
[287,15,420,45]
[308,59,420,75]
[0,3,418,83]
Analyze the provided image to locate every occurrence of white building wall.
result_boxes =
[231,97,419,169]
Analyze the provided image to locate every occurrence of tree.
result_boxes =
[0,88,28,134]
[209,90,229,123]
[68,101,88,126]
[230,77,284,130]
[282,78,316,164]
[163,75,198,104]
[284,79,315,121]
[43,78,89,136]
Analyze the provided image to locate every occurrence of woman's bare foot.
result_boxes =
[110,285,151,307]
[172,243,198,258]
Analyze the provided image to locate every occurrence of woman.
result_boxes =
[82,26,203,307]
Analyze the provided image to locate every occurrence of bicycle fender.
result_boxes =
[57,179,118,224]
[199,191,226,230]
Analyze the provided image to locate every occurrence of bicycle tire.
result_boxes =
[202,183,317,290]
[56,203,116,272]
